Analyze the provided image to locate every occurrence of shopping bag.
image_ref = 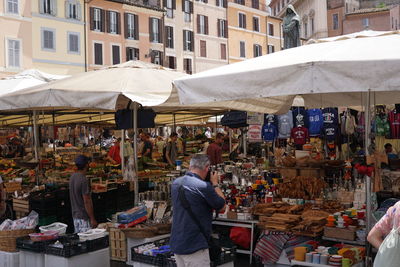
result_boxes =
[373,227,400,267]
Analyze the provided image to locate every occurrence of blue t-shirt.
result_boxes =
[307,109,323,136]
[262,123,277,141]
[170,172,225,255]
[322,107,339,126]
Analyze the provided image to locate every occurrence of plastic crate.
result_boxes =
[16,237,53,253]
[45,235,87,258]
[131,238,170,266]
[86,235,109,252]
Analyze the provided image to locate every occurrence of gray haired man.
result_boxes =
[170,154,226,267]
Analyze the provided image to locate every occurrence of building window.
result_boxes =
[268,23,274,36]
[252,0,259,9]
[150,18,161,43]
[220,43,226,60]
[268,44,275,54]
[311,17,314,35]
[165,0,174,18]
[238,13,246,29]
[235,0,245,5]
[91,8,104,32]
[41,28,55,51]
[304,21,308,38]
[253,44,262,57]
[333,13,339,30]
[199,0,207,4]
[200,40,207,57]
[7,39,20,68]
[239,41,245,58]
[6,0,18,14]
[253,17,260,32]
[112,45,120,65]
[183,0,192,22]
[362,18,369,28]
[218,19,228,38]
[167,56,176,69]
[126,47,139,61]
[40,0,56,15]
[183,58,192,74]
[216,0,226,7]
[166,26,174,48]
[94,42,103,65]
[108,11,120,34]
[125,13,138,40]
[67,32,80,54]
[183,30,194,51]
[197,15,208,34]
[66,1,81,20]
[151,50,163,65]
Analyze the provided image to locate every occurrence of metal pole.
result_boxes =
[229,129,233,153]
[173,114,176,132]
[52,112,56,164]
[365,90,372,233]
[243,129,247,157]
[215,116,218,135]
[121,129,125,174]
[133,103,139,206]
[33,110,39,161]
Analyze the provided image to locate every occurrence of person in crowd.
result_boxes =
[141,133,153,159]
[384,143,398,159]
[207,133,224,166]
[69,155,97,233]
[170,154,225,267]
[0,176,6,223]
[106,138,121,165]
[156,136,165,156]
[165,133,178,166]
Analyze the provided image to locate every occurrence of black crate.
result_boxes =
[45,234,87,258]
[16,237,54,253]
[86,235,109,252]
[131,238,170,267]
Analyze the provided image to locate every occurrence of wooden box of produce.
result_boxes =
[4,182,21,193]
[109,227,127,262]
[12,198,30,218]
[279,168,298,179]
[324,226,355,241]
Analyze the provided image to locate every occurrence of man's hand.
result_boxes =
[90,218,98,228]
[210,171,219,186]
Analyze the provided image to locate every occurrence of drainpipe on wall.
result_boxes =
[226,2,230,64]
[84,0,92,72]
[162,7,167,67]
[266,15,269,54]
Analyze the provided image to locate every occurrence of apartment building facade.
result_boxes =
[31,0,85,74]
[0,0,32,78]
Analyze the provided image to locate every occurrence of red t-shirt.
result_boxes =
[291,126,309,145]
[108,145,121,164]
[389,111,400,139]
[207,143,222,165]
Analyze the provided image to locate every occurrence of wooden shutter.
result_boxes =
[158,19,162,43]
[163,0,167,8]
[223,0,227,8]
[135,48,139,60]
[205,16,209,35]
[190,1,193,13]
[243,14,246,29]
[190,31,194,51]
[106,11,111,33]
[183,30,186,50]
[197,15,200,33]
[204,0,208,3]
[50,0,57,16]
[224,20,228,37]
[149,18,153,42]
[253,44,256,57]
[172,0,176,9]
[39,0,44,14]
[101,9,105,32]
[134,14,139,40]
[126,47,131,61]
[182,0,185,11]
[124,13,129,38]
[165,26,169,47]
[200,40,206,57]
[95,43,102,65]
[77,2,82,20]
[90,7,95,30]
[112,45,120,65]
[217,19,220,37]
[170,27,174,48]
[65,1,69,18]
[116,12,121,34]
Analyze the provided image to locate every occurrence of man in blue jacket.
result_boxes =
[170,154,226,267]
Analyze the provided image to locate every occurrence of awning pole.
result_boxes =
[52,112,56,164]
[229,129,233,153]
[33,110,39,161]
[365,90,372,267]
[243,129,247,157]
[121,129,125,174]
[133,103,139,206]
[173,114,176,132]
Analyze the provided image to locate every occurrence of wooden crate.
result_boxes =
[299,168,324,178]
[279,167,298,179]
[12,198,29,213]
[4,182,21,193]
[324,226,355,241]
[15,211,29,219]
[109,228,127,262]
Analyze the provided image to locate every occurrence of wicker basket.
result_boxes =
[0,228,35,252]
[122,226,157,239]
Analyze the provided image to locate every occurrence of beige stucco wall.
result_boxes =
[31,0,85,75]
[193,1,228,73]
[0,0,32,78]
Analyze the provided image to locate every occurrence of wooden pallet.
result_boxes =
[109,227,127,262]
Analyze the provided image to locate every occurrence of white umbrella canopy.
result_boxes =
[174,30,400,108]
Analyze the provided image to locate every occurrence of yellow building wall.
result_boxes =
[32,0,85,75]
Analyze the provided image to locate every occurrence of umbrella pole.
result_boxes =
[33,110,39,161]
[229,129,232,153]
[133,103,139,206]
[364,90,372,267]
[52,112,56,165]
[121,129,125,175]
[243,128,247,157]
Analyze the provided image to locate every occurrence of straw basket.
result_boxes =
[122,226,158,239]
[0,229,35,252]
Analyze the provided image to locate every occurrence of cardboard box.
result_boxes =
[324,226,355,241]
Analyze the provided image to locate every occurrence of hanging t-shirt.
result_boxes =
[322,107,339,126]
[307,109,323,137]
[322,125,337,142]
[376,114,390,137]
[264,114,278,128]
[389,110,400,139]
[278,111,293,139]
[292,107,309,128]
[290,126,309,146]
[262,123,278,142]
[345,113,356,135]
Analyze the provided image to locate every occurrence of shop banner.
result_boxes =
[247,112,263,125]
[248,124,262,142]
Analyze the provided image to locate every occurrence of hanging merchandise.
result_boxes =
[322,107,339,126]
[375,113,390,137]
[292,107,309,128]
[290,126,309,148]
[264,114,278,128]
[388,108,400,139]
[322,125,338,142]
[277,110,293,139]
[262,123,278,142]
[356,111,365,134]
[344,111,356,135]
[307,109,323,137]
[221,111,248,128]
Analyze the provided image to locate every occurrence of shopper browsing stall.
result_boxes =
[165,132,178,166]
[207,133,224,166]
[170,154,226,267]
[106,138,122,165]
[0,176,5,222]
[140,133,153,159]
[70,155,97,233]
